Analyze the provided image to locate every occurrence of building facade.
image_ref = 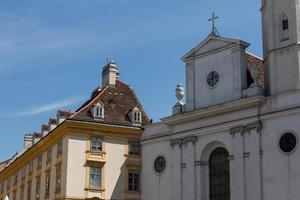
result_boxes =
[141,1,300,200]
[0,61,149,200]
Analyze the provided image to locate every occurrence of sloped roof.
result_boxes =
[0,153,17,172]
[245,52,265,88]
[71,79,150,126]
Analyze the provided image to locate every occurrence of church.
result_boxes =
[141,1,300,200]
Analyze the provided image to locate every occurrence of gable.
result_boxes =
[182,36,249,61]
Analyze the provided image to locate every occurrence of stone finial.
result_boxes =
[173,84,185,115]
[249,63,260,87]
[175,84,184,105]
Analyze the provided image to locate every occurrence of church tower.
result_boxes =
[261,0,300,95]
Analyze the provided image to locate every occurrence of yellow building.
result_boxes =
[0,60,150,200]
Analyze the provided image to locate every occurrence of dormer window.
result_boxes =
[131,107,142,125]
[92,102,104,119]
[134,111,141,122]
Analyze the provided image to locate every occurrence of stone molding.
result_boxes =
[170,138,183,147]
[245,121,262,132]
[183,136,197,145]
[170,136,197,147]
[195,161,208,166]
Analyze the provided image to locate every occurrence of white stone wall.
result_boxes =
[184,38,248,111]
[262,0,300,95]
[142,90,300,200]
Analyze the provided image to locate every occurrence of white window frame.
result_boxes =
[92,102,104,119]
[131,107,142,124]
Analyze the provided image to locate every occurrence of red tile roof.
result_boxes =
[71,79,150,126]
[245,53,265,88]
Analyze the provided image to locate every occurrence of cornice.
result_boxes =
[0,120,142,181]
[162,96,266,126]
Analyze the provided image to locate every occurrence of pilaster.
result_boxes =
[170,139,183,200]
[230,126,246,200]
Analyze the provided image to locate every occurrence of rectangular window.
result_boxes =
[27,181,31,200]
[20,186,24,200]
[37,154,42,169]
[0,182,2,194]
[7,177,11,189]
[45,171,50,198]
[12,191,16,200]
[57,140,63,156]
[55,165,61,192]
[91,136,102,151]
[89,166,101,189]
[13,173,17,185]
[129,141,140,155]
[128,170,139,192]
[47,148,52,162]
[36,177,41,200]
[29,160,33,174]
[21,167,26,179]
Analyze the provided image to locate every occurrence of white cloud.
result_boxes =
[0,96,84,118]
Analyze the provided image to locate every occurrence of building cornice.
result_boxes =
[0,119,142,181]
[161,96,266,126]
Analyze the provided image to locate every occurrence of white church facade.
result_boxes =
[141,1,300,200]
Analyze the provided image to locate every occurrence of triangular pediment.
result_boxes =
[182,35,249,61]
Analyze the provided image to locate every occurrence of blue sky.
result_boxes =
[0,0,262,161]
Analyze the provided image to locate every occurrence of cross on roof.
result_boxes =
[208,12,220,37]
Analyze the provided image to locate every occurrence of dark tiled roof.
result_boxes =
[0,153,17,172]
[245,53,265,88]
[71,79,150,126]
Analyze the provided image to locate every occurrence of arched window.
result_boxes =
[282,14,289,30]
[130,106,142,125]
[209,147,230,200]
[92,102,104,119]
[281,13,289,41]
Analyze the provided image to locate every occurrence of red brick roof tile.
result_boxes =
[71,80,150,126]
[245,52,265,88]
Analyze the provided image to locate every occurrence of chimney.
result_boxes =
[32,132,42,144]
[48,118,57,131]
[41,124,49,136]
[24,134,33,149]
[102,59,119,87]
[57,110,72,124]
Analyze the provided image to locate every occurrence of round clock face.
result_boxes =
[207,71,220,88]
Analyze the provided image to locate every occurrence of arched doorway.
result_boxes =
[209,147,230,200]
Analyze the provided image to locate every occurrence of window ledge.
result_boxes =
[125,190,141,194]
[84,188,105,192]
[280,37,290,42]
